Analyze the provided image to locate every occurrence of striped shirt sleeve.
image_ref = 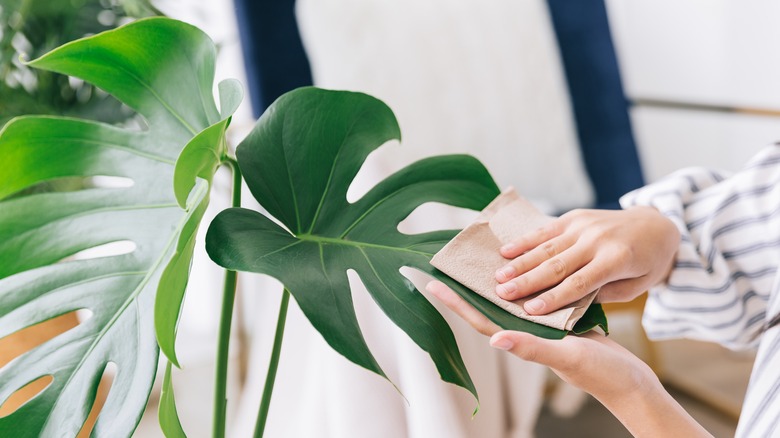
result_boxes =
[735,280,780,437]
[619,145,780,350]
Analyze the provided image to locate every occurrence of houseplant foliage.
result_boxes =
[0,17,239,437]
[206,87,609,428]
[0,16,608,438]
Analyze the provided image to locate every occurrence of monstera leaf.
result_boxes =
[206,88,608,401]
[0,18,240,436]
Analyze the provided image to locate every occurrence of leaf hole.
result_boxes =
[345,142,403,204]
[76,362,116,437]
[397,202,480,234]
[0,375,53,417]
[76,309,94,323]
[122,113,149,132]
[62,240,137,262]
[4,175,135,201]
[4,176,90,200]
[0,311,82,369]
[83,176,134,189]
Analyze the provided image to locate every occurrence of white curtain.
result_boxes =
[231,1,594,437]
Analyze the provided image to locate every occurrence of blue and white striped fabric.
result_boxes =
[620,145,780,437]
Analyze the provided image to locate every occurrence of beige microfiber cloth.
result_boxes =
[430,188,597,331]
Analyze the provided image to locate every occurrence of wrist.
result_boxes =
[597,371,711,437]
[629,205,681,286]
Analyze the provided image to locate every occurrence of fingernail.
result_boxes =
[496,282,517,296]
[495,266,515,282]
[491,337,514,350]
[426,283,443,298]
[500,243,516,254]
[525,299,544,313]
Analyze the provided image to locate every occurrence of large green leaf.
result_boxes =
[0,18,239,436]
[205,88,606,403]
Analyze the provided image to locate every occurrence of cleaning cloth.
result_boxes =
[430,188,597,331]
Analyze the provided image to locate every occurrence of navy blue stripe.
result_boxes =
[743,372,780,436]
[710,169,726,183]
[724,238,780,259]
[653,170,727,209]
[645,307,766,331]
[752,330,780,381]
[767,414,780,438]
[646,312,766,342]
[695,236,780,276]
[684,174,700,192]
[674,260,707,269]
[686,184,779,228]
[654,289,761,314]
[748,311,768,328]
[705,244,717,272]
[711,205,780,240]
[749,156,780,170]
[667,266,777,294]
[746,151,780,170]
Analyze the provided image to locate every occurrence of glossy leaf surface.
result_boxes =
[0,18,239,437]
[206,88,607,403]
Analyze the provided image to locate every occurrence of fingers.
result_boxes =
[522,261,612,314]
[495,234,575,283]
[496,245,589,302]
[426,281,501,336]
[499,218,567,259]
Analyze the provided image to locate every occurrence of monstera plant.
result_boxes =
[0,17,607,438]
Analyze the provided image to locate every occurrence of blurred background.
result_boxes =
[3,0,779,437]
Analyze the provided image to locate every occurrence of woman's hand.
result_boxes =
[494,206,680,315]
[426,280,712,437]
[426,280,655,401]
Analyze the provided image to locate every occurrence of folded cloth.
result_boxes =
[430,187,597,331]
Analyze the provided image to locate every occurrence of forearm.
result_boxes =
[596,375,712,438]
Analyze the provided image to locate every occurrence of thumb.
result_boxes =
[489,331,574,369]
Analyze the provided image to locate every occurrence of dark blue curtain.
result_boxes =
[234,0,644,208]
[546,0,644,209]
[234,0,313,117]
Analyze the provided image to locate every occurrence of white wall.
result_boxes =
[606,0,780,181]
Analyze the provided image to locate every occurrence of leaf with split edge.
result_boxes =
[206,87,606,407]
[0,17,239,437]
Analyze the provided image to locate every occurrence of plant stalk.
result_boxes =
[213,158,242,438]
[253,288,291,438]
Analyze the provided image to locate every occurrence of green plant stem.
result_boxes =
[253,288,291,438]
[213,157,242,438]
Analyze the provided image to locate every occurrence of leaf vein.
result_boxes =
[306,110,362,234]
